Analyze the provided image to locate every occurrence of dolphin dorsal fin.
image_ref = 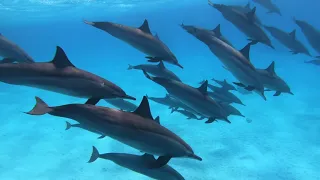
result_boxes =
[158,61,165,69]
[51,46,75,68]
[213,24,222,37]
[197,80,208,95]
[139,20,152,34]
[289,29,296,40]
[154,116,160,124]
[246,7,256,22]
[142,153,156,161]
[133,96,154,119]
[265,61,276,76]
[240,43,251,61]
[245,2,251,9]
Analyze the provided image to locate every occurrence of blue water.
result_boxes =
[1,0,320,179]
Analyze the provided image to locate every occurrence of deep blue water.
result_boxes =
[0,0,320,179]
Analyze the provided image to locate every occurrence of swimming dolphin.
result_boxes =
[211,78,237,91]
[0,46,135,104]
[65,121,106,139]
[257,61,293,96]
[0,33,34,63]
[208,1,274,48]
[207,86,245,106]
[252,0,281,16]
[84,19,183,68]
[219,103,245,118]
[171,108,203,120]
[104,98,137,112]
[304,59,320,66]
[182,24,267,100]
[294,18,320,55]
[264,26,311,56]
[230,2,262,25]
[26,96,202,168]
[88,146,185,180]
[143,71,230,123]
[128,61,181,82]
[237,87,253,95]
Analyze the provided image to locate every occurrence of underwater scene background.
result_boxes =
[0,0,320,179]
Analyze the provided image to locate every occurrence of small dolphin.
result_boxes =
[128,61,181,82]
[294,18,320,55]
[182,24,266,100]
[257,61,293,96]
[237,87,253,95]
[84,19,182,68]
[208,1,274,48]
[230,2,262,25]
[0,33,34,63]
[304,59,320,66]
[0,46,135,104]
[211,78,237,91]
[252,0,281,16]
[65,121,106,139]
[207,85,245,106]
[143,71,229,123]
[104,98,137,112]
[219,103,245,118]
[171,108,203,120]
[264,26,311,56]
[26,96,202,168]
[88,146,185,180]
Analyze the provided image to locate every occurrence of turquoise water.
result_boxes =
[1,0,320,179]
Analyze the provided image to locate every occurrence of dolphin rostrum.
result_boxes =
[0,33,34,63]
[0,46,135,104]
[252,0,282,16]
[84,19,183,68]
[128,61,181,82]
[104,98,137,112]
[26,96,202,168]
[88,146,185,180]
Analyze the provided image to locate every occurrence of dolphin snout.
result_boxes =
[123,94,136,100]
[188,153,202,161]
[175,62,184,69]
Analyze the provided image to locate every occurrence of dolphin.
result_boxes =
[230,2,262,25]
[219,103,245,118]
[0,33,34,63]
[143,71,230,123]
[207,86,245,106]
[84,19,183,68]
[171,108,203,120]
[26,96,202,168]
[104,98,137,112]
[88,146,185,180]
[237,87,253,95]
[252,0,282,16]
[264,26,311,56]
[65,121,106,139]
[128,61,181,82]
[304,59,320,66]
[182,24,267,100]
[0,46,135,104]
[294,18,320,55]
[257,61,293,96]
[211,78,237,91]
[208,1,274,48]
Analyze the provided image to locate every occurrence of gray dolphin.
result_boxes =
[26,96,202,168]
[257,61,293,96]
[171,108,203,120]
[219,103,245,118]
[0,46,135,104]
[207,86,245,106]
[0,33,34,63]
[252,0,281,16]
[182,24,266,100]
[88,146,185,180]
[211,78,237,91]
[264,26,311,56]
[294,18,320,55]
[128,61,181,82]
[84,19,182,68]
[208,1,274,48]
[104,98,137,112]
[65,121,106,139]
[230,2,262,25]
[304,59,320,66]
[143,71,230,123]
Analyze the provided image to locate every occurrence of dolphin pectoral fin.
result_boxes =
[145,56,161,62]
[205,117,216,124]
[0,58,16,63]
[273,91,281,96]
[233,82,246,88]
[148,156,172,169]
[245,86,255,91]
[187,117,192,120]
[97,135,106,139]
[290,51,298,55]
[85,98,101,105]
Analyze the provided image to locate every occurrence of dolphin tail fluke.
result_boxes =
[171,107,179,114]
[128,64,134,70]
[88,146,100,163]
[25,97,52,115]
[65,121,72,130]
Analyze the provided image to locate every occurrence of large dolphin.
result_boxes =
[294,18,320,55]
[0,33,34,63]
[0,46,135,104]
[181,24,267,100]
[257,61,293,96]
[264,26,311,56]
[211,78,237,91]
[104,98,137,112]
[143,71,230,123]
[89,146,185,180]
[252,0,281,16]
[128,61,181,82]
[305,59,320,66]
[208,1,274,48]
[65,121,106,139]
[26,96,202,168]
[84,19,183,68]
[230,2,262,25]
